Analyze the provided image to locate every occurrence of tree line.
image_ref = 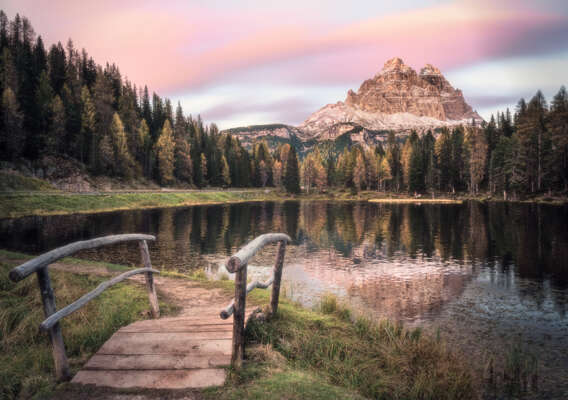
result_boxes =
[295,88,567,198]
[0,11,304,188]
[1,11,566,197]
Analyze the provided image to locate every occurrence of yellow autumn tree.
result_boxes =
[156,120,175,185]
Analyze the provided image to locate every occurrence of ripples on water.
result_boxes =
[1,200,567,395]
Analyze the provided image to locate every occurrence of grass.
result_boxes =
[206,292,476,400]
[0,189,284,219]
[0,171,56,192]
[0,256,176,400]
[369,198,463,204]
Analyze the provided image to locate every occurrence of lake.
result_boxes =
[1,200,567,396]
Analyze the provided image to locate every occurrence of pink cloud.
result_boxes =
[3,0,567,94]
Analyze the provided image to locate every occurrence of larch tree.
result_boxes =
[110,112,134,178]
[220,154,231,186]
[155,119,175,185]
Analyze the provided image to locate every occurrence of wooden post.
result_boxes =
[231,263,247,368]
[270,240,287,315]
[36,267,71,382]
[139,240,160,318]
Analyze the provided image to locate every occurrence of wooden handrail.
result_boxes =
[226,233,291,273]
[9,234,155,282]
[7,234,159,382]
[39,267,160,331]
[220,276,274,319]
[221,233,291,368]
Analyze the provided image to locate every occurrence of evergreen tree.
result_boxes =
[48,95,65,154]
[79,86,95,164]
[220,154,231,187]
[1,87,24,160]
[109,112,133,178]
[155,120,175,184]
[283,146,300,193]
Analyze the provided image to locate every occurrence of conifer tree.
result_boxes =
[220,154,231,187]
[1,87,24,160]
[48,95,65,154]
[79,86,95,164]
[155,120,175,184]
[110,112,134,177]
[284,146,300,193]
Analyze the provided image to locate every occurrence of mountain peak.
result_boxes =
[420,64,442,76]
[381,57,412,74]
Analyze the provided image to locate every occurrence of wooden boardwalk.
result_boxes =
[72,307,249,389]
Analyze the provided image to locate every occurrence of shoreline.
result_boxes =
[0,189,566,219]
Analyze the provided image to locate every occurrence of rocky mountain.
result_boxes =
[223,58,483,153]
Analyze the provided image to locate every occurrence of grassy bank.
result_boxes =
[0,190,285,219]
[205,293,475,400]
[0,252,176,400]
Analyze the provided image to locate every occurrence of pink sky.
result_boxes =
[2,0,567,128]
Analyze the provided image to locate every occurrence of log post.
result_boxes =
[270,240,287,315]
[231,263,247,368]
[36,267,71,382]
[139,240,160,318]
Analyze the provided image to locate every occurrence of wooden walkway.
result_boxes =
[72,307,249,389]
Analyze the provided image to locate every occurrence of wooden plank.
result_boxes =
[113,331,233,340]
[84,354,230,370]
[226,233,291,272]
[40,268,159,331]
[10,234,155,282]
[72,368,227,389]
[139,240,160,318]
[36,268,71,382]
[98,335,232,355]
[119,323,233,333]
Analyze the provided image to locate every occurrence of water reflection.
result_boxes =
[1,201,567,320]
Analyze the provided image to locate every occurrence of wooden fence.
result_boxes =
[8,234,160,381]
[219,233,291,368]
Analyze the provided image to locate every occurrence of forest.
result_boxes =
[1,11,567,198]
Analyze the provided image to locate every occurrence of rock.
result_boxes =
[301,57,483,139]
[223,57,484,149]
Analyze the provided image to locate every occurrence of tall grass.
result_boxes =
[247,294,475,400]
[0,260,174,399]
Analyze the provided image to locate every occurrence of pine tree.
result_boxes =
[549,86,568,191]
[79,86,95,164]
[199,153,208,186]
[110,112,134,178]
[136,119,151,176]
[33,70,53,157]
[1,87,24,160]
[48,95,65,154]
[155,120,175,184]
[352,151,365,193]
[283,146,300,194]
[466,128,488,194]
[220,155,231,187]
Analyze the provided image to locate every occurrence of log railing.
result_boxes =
[220,233,291,368]
[8,234,160,382]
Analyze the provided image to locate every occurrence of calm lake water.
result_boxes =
[1,200,567,397]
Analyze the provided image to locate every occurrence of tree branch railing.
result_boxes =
[219,233,291,368]
[8,234,160,382]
